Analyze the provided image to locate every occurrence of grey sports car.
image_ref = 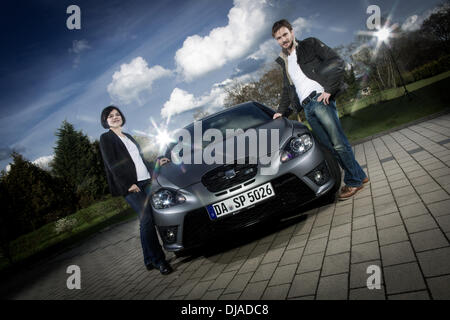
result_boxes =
[151,101,341,254]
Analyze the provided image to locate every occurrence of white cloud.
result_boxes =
[174,0,271,81]
[107,57,172,105]
[161,85,227,118]
[33,155,54,171]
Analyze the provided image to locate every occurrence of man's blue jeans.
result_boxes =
[125,180,166,268]
[303,95,367,187]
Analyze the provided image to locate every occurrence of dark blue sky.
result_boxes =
[0,0,444,170]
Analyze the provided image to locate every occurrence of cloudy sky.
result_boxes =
[0,0,443,170]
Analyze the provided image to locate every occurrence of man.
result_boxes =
[272,19,368,200]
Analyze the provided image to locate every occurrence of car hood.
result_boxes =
[156,117,294,189]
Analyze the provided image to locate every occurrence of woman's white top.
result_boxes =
[118,135,151,181]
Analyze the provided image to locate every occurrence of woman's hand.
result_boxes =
[128,184,141,193]
[158,157,171,166]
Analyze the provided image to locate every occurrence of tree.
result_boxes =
[224,65,283,109]
[0,153,77,239]
[421,2,450,48]
[193,108,210,121]
[52,121,108,207]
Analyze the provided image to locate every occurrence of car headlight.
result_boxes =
[151,189,186,209]
[281,134,313,163]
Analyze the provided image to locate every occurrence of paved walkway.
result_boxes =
[3,114,450,300]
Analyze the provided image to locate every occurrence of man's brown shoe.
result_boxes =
[341,178,369,192]
[338,185,364,200]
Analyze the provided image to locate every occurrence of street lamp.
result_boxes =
[375,27,412,99]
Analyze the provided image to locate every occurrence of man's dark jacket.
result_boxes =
[276,37,346,116]
[99,130,155,197]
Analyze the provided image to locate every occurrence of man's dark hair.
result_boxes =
[101,105,126,129]
[272,19,293,37]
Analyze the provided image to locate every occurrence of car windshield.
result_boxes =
[165,103,274,154]
[187,103,273,136]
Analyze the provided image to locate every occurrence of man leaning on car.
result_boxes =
[271,19,369,200]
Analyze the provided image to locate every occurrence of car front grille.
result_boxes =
[201,161,258,192]
[182,173,316,249]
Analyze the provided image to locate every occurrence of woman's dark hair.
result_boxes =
[101,105,126,129]
[272,19,293,37]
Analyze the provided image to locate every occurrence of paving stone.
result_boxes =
[270,235,291,249]
[352,226,378,245]
[334,201,352,213]
[399,202,429,219]
[374,202,398,217]
[396,193,422,207]
[250,262,277,283]
[353,214,376,230]
[393,186,416,198]
[309,225,330,240]
[373,194,395,208]
[435,215,450,232]
[297,252,324,274]
[378,225,409,246]
[326,236,351,256]
[349,286,386,300]
[239,281,268,300]
[185,280,214,300]
[209,271,237,291]
[380,241,416,266]
[420,190,450,205]
[390,179,411,190]
[303,237,328,255]
[261,284,290,300]
[322,252,350,276]
[376,212,403,230]
[417,247,450,277]
[269,264,297,286]
[316,273,348,300]
[353,205,374,218]
[415,182,443,195]
[372,187,392,198]
[261,247,285,264]
[427,275,450,300]
[286,234,308,250]
[279,247,304,266]
[201,289,224,300]
[388,291,430,300]
[202,264,227,281]
[410,229,449,252]
[329,223,351,240]
[219,292,241,300]
[332,212,352,227]
[352,241,380,264]
[404,214,438,233]
[384,262,426,294]
[222,272,253,295]
[288,271,320,298]
[427,200,450,217]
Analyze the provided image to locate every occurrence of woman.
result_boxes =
[99,105,172,275]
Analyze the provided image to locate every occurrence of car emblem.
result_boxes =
[224,169,236,179]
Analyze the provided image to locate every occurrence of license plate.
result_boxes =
[206,182,275,220]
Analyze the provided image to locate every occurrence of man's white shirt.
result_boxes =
[287,48,324,103]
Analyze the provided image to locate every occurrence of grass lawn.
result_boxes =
[340,75,450,142]
[0,196,136,274]
[339,70,450,116]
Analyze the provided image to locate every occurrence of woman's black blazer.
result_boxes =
[99,130,154,196]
